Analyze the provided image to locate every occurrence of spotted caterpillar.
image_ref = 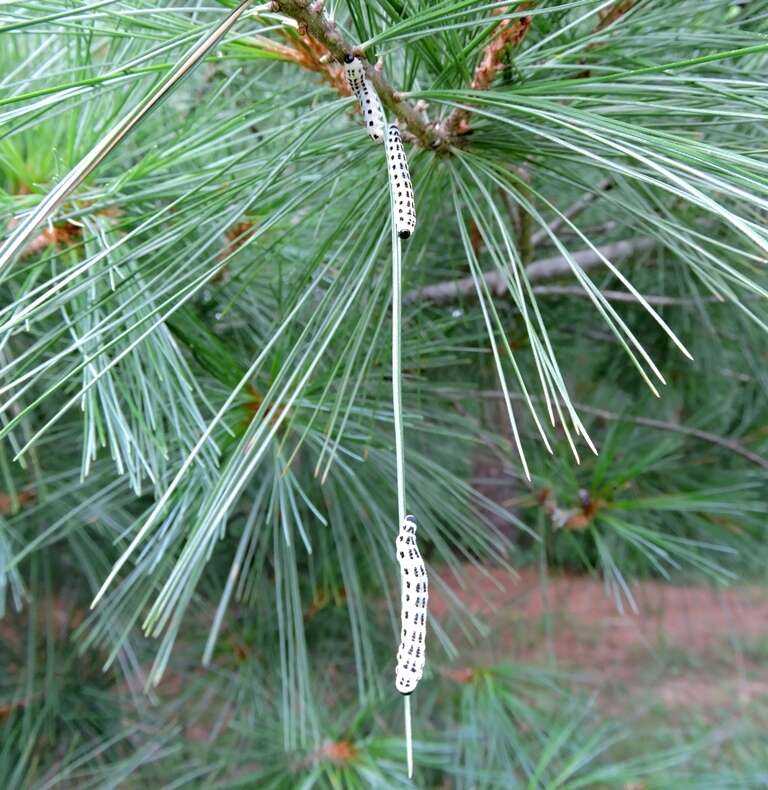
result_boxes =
[385,124,416,240]
[343,54,385,143]
[395,515,428,695]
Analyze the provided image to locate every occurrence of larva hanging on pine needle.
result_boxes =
[385,124,417,240]
[343,54,385,143]
[395,515,428,695]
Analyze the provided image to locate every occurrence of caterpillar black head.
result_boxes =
[343,54,385,143]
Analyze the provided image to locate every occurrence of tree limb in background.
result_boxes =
[446,390,768,472]
[404,237,656,305]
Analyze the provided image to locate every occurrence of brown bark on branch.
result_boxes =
[274,0,443,148]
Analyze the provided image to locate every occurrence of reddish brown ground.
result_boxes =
[432,567,768,712]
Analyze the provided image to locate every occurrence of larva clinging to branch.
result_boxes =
[385,124,417,240]
[395,515,428,695]
[343,54,385,143]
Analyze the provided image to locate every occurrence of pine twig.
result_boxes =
[576,1,636,77]
[595,0,635,33]
[440,389,768,472]
[442,3,536,138]
[498,170,533,262]
[574,404,768,471]
[530,179,613,248]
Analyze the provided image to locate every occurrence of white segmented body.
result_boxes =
[343,54,385,143]
[385,124,417,240]
[395,515,428,695]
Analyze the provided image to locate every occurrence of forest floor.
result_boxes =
[432,567,768,719]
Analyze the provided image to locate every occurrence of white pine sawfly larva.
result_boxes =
[395,515,428,695]
[385,124,417,240]
[343,53,385,143]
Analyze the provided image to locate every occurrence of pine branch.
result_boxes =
[403,237,656,305]
[273,0,443,148]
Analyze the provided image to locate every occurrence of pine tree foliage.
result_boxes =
[1,0,768,786]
